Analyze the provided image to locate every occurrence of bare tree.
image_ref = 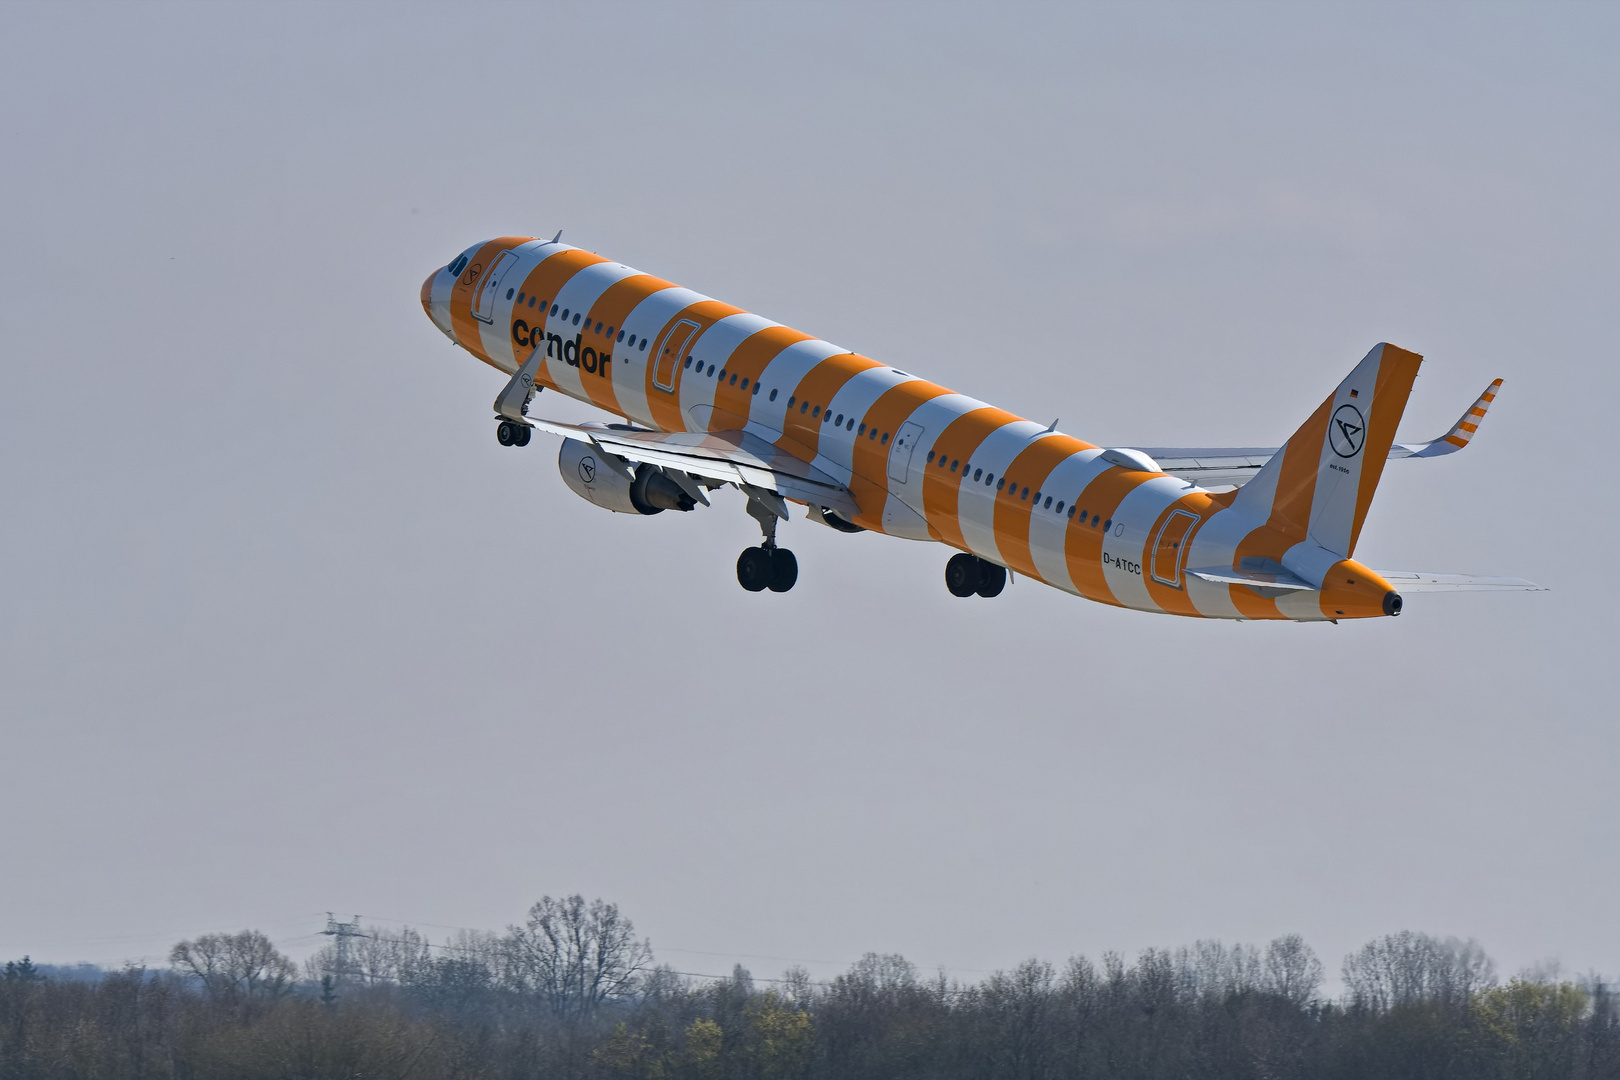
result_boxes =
[169,930,296,1003]
[1262,934,1324,1006]
[502,895,652,1017]
[1172,940,1263,1001]
[1341,930,1496,1010]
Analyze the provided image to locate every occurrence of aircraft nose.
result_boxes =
[421,267,455,338]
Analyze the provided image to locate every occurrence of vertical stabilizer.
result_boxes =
[1232,343,1422,557]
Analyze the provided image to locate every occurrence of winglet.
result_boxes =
[1390,378,1503,459]
[551,229,563,244]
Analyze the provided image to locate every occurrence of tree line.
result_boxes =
[2,897,1616,1079]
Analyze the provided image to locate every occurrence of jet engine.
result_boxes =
[558,438,697,515]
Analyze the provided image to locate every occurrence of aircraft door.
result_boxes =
[888,421,926,484]
[1150,509,1199,587]
[652,319,701,391]
[473,250,521,323]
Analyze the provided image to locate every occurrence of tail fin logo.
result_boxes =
[1330,405,1366,458]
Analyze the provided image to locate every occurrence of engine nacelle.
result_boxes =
[558,438,696,515]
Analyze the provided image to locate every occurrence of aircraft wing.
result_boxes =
[1134,379,1504,489]
[523,417,861,517]
[1371,570,1544,593]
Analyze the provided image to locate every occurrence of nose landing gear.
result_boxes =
[737,489,798,593]
[493,341,545,447]
[946,553,1007,598]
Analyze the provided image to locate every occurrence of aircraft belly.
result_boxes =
[881,491,933,540]
[1275,589,1331,621]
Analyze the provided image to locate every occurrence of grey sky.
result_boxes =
[1,1,1614,987]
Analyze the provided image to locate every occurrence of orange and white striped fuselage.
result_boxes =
[422,236,1487,621]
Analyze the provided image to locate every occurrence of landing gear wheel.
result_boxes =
[737,547,772,592]
[976,561,1007,598]
[496,420,521,446]
[767,548,797,593]
[513,424,531,446]
[945,553,980,597]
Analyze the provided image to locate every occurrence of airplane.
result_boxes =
[420,234,1540,621]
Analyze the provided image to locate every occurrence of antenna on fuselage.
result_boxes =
[551,229,563,243]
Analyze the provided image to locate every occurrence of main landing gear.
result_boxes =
[496,419,531,446]
[737,545,798,593]
[737,489,797,593]
[946,552,1006,598]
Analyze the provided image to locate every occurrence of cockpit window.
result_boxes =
[448,255,469,277]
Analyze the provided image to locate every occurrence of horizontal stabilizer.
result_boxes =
[1185,565,1316,591]
[1135,448,1279,489]
[1371,570,1543,593]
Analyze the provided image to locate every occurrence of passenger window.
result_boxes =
[684,357,693,369]
[639,339,648,351]
[572,313,581,326]
[812,405,821,417]
[1044,497,1053,509]
[869,429,877,440]
[707,365,716,376]
[860,423,868,436]
[973,468,982,481]
[753,383,762,396]
[733,374,741,387]
[834,413,844,426]
[847,418,855,430]
[1102,518,1111,530]
[1021,487,1030,499]
[1066,505,1075,518]
[800,401,809,414]
[950,460,959,472]
[528,296,537,308]
[505,288,514,300]
[1056,501,1064,513]
[997,477,1005,490]
[552,304,561,316]
[606,325,614,337]
[880,432,888,444]
[561,309,570,320]
[517,292,526,304]
[1034,491,1042,503]
[770,389,778,401]
[617,330,625,343]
